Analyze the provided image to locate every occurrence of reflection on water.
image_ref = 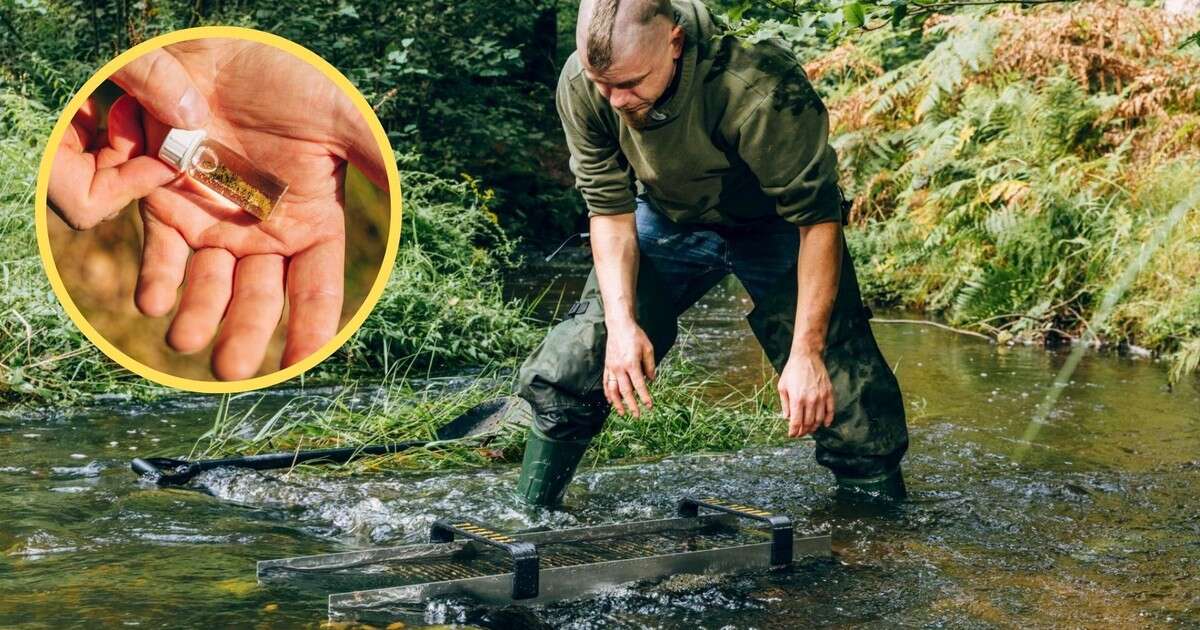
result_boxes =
[2,265,1198,627]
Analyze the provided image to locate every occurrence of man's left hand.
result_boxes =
[778,349,834,437]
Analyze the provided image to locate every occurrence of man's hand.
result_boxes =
[779,350,833,437]
[603,319,656,417]
[590,213,655,417]
[132,39,385,380]
[48,49,212,230]
[782,220,842,437]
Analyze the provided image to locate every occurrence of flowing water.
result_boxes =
[2,265,1198,628]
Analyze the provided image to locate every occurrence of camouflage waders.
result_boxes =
[516,197,909,506]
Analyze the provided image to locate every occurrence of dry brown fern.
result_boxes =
[815,1,1200,129]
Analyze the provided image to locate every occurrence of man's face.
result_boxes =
[580,20,684,129]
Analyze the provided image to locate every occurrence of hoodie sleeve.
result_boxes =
[735,62,843,226]
[556,61,638,217]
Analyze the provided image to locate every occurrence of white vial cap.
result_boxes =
[158,127,208,170]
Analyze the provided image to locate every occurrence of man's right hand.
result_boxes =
[603,318,655,417]
[590,212,655,417]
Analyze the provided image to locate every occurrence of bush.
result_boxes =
[730,0,1200,380]
[333,167,541,376]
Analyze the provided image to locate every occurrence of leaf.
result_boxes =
[725,0,754,22]
[843,2,866,28]
[891,2,908,28]
[1180,30,1200,50]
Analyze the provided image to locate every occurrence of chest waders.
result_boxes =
[515,204,909,507]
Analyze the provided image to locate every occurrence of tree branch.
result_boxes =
[871,317,994,341]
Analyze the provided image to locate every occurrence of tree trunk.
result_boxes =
[525,1,558,86]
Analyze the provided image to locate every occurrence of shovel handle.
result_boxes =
[130,458,163,477]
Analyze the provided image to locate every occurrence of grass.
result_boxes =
[329,167,542,380]
[187,348,791,475]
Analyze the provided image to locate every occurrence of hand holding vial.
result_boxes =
[47,48,210,230]
[47,38,389,381]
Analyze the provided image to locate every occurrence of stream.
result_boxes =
[2,265,1198,628]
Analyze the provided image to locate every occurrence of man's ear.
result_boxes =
[670,25,684,59]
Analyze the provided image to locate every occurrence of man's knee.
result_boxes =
[517,296,611,441]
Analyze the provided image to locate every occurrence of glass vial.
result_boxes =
[158,128,288,221]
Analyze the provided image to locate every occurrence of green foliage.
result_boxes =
[720,0,1073,43]
[193,346,789,473]
[0,90,162,402]
[795,3,1200,380]
[1183,29,1200,50]
[0,0,580,237]
[335,167,541,376]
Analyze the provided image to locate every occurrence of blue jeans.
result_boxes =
[517,196,909,480]
[634,196,803,319]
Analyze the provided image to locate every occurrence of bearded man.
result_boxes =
[514,0,909,506]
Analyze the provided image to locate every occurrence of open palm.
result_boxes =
[134,39,381,380]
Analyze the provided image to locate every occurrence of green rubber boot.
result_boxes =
[835,467,908,503]
[515,427,590,507]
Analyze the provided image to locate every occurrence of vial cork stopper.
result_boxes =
[158,128,208,171]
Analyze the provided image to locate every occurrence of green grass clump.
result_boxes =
[188,348,791,476]
[587,359,785,464]
[331,168,541,379]
[193,372,521,472]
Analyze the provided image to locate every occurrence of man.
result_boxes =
[515,0,909,506]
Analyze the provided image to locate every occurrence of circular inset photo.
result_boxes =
[36,27,400,391]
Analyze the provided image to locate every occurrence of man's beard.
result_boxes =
[617,105,653,129]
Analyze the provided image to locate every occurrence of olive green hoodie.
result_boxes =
[557,0,843,226]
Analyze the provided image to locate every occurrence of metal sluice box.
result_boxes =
[258,497,831,622]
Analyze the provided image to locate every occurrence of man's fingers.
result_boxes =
[48,96,176,231]
[805,396,822,435]
[49,149,106,230]
[72,99,102,148]
[641,344,656,381]
[281,239,344,368]
[167,248,235,354]
[97,95,145,168]
[211,254,285,380]
[824,393,835,428]
[135,210,189,317]
[111,48,209,129]
[50,149,176,231]
[630,370,653,412]
[779,388,792,436]
[789,396,805,438]
[605,371,625,415]
[616,371,640,418]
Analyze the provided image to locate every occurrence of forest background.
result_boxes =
[1,0,1198,412]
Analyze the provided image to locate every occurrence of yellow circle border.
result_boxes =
[35,26,402,394]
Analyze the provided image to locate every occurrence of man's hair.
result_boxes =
[586,0,673,72]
